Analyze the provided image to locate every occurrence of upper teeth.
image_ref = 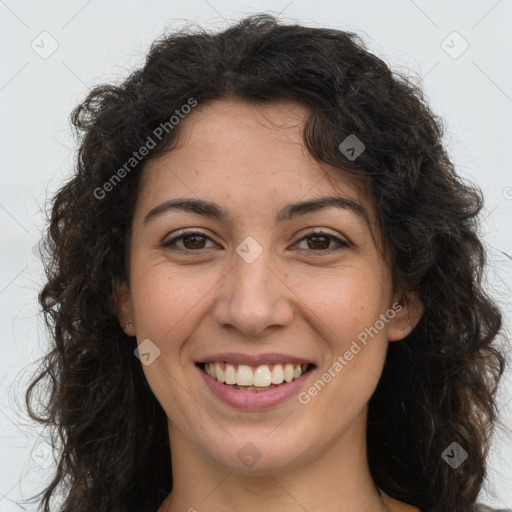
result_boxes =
[204,362,308,387]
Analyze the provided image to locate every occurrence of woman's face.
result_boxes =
[116,98,418,473]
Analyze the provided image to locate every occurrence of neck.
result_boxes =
[158,412,399,512]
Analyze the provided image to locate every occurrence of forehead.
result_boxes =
[136,97,374,227]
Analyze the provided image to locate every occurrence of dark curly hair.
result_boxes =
[23,13,507,512]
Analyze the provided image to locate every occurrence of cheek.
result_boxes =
[292,264,390,408]
[130,261,219,342]
[128,264,212,421]
[292,262,390,342]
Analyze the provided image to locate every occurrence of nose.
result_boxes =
[211,243,294,337]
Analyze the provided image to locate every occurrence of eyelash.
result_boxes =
[161,229,350,255]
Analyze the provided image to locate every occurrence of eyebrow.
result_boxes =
[143,196,368,226]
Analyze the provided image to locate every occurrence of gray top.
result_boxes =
[415,504,511,511]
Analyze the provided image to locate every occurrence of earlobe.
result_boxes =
[388,291,423,342]
[113,280,136,336]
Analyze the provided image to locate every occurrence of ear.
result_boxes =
[387,290,423,342]
[113,279,136,337]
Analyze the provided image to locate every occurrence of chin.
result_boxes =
[196,425,316,474]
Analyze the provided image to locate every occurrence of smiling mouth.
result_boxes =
[197,362,315,391]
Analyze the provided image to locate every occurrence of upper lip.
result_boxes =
[196,352,316,367]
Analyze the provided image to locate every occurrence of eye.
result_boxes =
[161,230,217,251]
[292,230,350,255]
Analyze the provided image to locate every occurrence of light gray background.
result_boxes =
[1,1,511,510]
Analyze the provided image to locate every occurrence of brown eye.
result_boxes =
[162,231,216,251]
[294,231,349,254]
[181,235,207,250]
[307,234,330,250]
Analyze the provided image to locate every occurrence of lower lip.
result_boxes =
[197,365,315,411]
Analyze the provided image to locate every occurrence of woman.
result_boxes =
[25,14,510,512]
